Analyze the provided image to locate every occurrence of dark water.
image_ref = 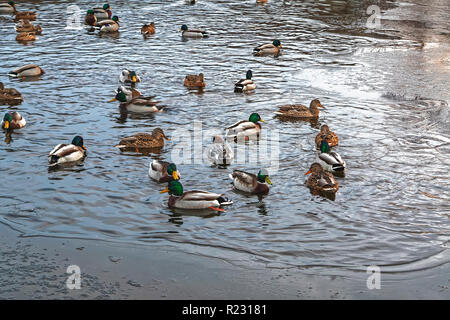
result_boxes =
[0,0,449,275]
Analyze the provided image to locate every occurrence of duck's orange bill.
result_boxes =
[108,98,117,102]
[4,121,9,129]
[82,145,87,150]
[319,104,327,109]
[209,207,225,212]
[160,187,169,194]
[305,170,312,175]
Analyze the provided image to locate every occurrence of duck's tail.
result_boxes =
[217,196,233,206]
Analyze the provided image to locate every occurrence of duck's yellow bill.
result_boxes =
[108,98,117,102]
[82,145,87,150]
[132,76,137,82]
[305,170,312,175]
[260,119,265,122]
[160,187,169,194]
[280,44,283,48]
[265,176,272,185]
[3,121,9,129]
[172,171,180,180]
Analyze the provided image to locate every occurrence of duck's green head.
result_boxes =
[246,70,253,80]
[8,1,15,6]
[109,91,127,103]
[103,3,110,10]
[72,136,86,150]
[2,113,12,129]
[249,112,264,123]
[87,9,94,15]
[320,140,330,153]
[111,15,119,22]
[257,169,272,185]
[167,163,180,180]
[273,39,282,47]
[129,71,138,83]
[180,24,188,31]
[161,180,183,196]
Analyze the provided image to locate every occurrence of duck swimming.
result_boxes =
[315,124,338,149]
[16,32,36,41]
[316,140,346,177]
[93,3,112,20]
[305,162,339,196]
[2,112,26,130]
[115,128,169,151]
[141,22,155,37]
[160,180,232,211]
[48,136,86,166]
[0,82,23,105]
[9,64,44,78]
[0,1,16,14]
[109,91,161,113]
[274,99,326,120]
[84,9,97,26]
[229,169,272,194]
[225,112,265,141]
[119,69,141,85]
[180,24,208,38]
[98,15,120,33]
[184,73,205,88]
[149,160,180,183]
[15,19,42,34]
[234,70,256,93]
[253,39,282,56]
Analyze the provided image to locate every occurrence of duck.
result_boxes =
[207,136,234,166]
[16,32,36,41]
[229,169,272,194]
[2,112,26,130]
[115,128,169,151]
[115,85,143,102]
[160,180,232,211]
[315,124,338,149]
[234,70,256,93]
[253,39,282,56]
[305,162,339,194]
[9,64,45,78]
[93,3,112,20]
[225,112,265,141]
[15,19,42,34]
[185,0,197,4]
[274,99,326,119]
[98,15,120,33]
[14,11,37,21]
[84,9,97,26]
[119,69,141,85]
[316,140,346,177]
[109,91,161,113]
[0,1,16,14]
[0,82,23,104]
[141,22,155,37]
[180,24,208,38]
[48,136,87,166]
[148,160,181,183]
[184,73,205,88]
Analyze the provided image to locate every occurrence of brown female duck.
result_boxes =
[141,22,155,37]
[15,19,42,34]
[305,163,339,195]
[274,99,326,119]
[315,124,339,149]
[0,82,23,105]
[115,128,170,151]
[184,73,205,88]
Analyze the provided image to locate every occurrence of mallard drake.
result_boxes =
[253,39,282,56]
[15,19,42,34]
[119,69,141,85]
[0,1,16,13]
[141,22,155,37]
[305,162,339,194]
[116,85,143,102]
[315,124,338,149]
[98,15,120,33]
[184,73,205,88]
[149,160,180,183]
[180,25,207,38]
[9,64,44,78]
[14,11,36,21]
[234,70,256,93]
[2,112,26,130]
[161,180,232,211]
[48,136,87,166]
[93,3,112,20]
[84,9,97,26]
[225,112,265,141]
[115,128,169,150]
[16,32,35,41]
[109,91,161,113]
[0,82,23,105]
[274,99,326,119]
[229,169,272,194]
[207,136,234,166]
[316,140,346,177]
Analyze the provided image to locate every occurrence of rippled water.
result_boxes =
[1,0,449,275]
